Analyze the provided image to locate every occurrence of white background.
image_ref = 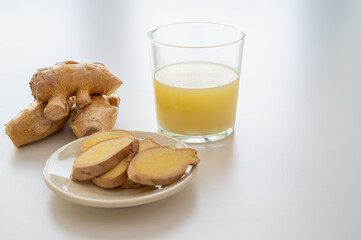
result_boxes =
[0,0,360,239]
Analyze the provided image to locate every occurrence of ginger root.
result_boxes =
[30,61,122,121]
[127,147,199,186]
[70,95,120,138]
[71,136,139,181]
[5,61,123,147]
[5,98,73,147]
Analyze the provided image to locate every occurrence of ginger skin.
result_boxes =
[70,95,120,138]
[5,99,73,147]
[30,61,122,121]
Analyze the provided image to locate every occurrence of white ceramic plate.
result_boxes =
[43,131,197,208]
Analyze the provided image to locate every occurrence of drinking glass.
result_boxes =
[148,22,245,143]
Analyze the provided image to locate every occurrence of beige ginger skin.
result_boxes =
[30,61,122,121]
[70,95,120,138]
[5,100,72,147]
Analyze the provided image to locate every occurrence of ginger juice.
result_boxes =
[153,62,240,135]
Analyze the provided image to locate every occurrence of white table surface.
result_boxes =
[1,0,360,239]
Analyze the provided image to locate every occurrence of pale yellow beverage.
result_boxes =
[153,62,240,135]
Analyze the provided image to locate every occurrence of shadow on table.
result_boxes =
[188,132,236,185]
[49,183,197,239]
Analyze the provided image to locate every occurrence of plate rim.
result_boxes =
[43,130,198,208]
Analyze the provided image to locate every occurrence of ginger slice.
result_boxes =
[137,138,161,152]
[92,138,161,189]
[119,179,144,189]
[127,147,199,186]
[80,129,133,152]
[91,155,132,188]
[71,136,139,181]
[119,138,161,189]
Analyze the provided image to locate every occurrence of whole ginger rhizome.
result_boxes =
[6,61,122,147]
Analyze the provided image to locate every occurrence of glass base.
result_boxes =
[158,126,234,143]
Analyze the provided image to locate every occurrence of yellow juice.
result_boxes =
[153,62,240,135]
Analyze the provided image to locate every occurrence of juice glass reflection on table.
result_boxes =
[148,22,245,143]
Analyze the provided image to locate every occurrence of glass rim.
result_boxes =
[147,22,245,49]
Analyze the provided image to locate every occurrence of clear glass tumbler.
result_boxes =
[148,22,245,143]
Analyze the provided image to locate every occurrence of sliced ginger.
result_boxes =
[80,129,133,152]
[92,138,161,189]
[119,179,144,189]
[138,138,161,152]
[127,147,199,186]
[72,131,200,188]
[71,136,139,181]
[91,155,132,188]
[119,138,161,189]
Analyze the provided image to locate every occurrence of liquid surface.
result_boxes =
[154,62,239,135]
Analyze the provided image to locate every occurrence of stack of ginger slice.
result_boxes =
[71,130,200,189]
